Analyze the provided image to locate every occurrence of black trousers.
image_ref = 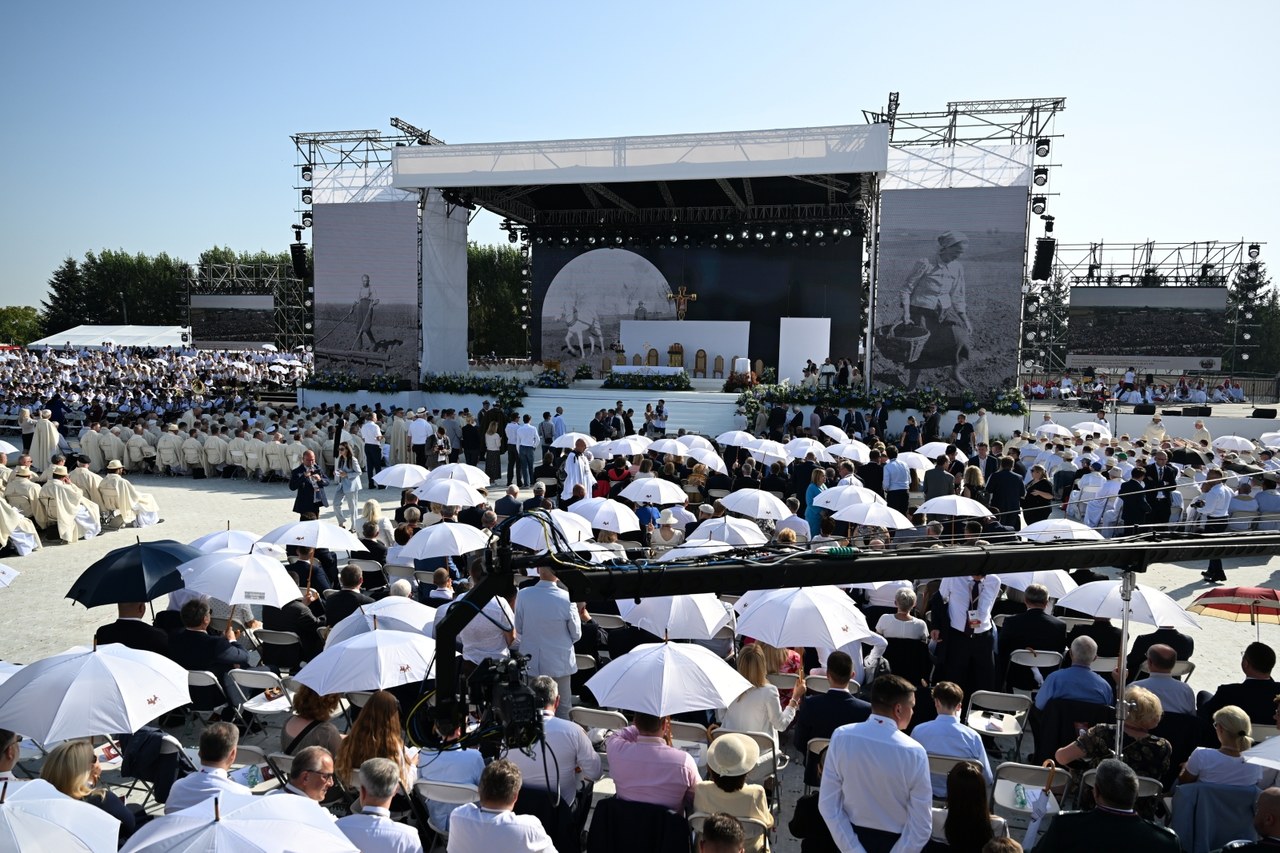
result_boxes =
[852,825,901,853]
[363,443,382,481]
[1204,517,1228,580]
[412,444,427,468]
[943,627,996,699]
[886,489,910,515]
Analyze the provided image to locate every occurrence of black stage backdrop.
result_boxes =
[532,242,861,371]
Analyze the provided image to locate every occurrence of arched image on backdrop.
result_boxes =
[540,249,676,371]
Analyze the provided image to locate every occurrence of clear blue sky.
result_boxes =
[1,1,1275,308]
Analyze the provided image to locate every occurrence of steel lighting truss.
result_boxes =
[865,96,1067,148]
[186,263,310,351]
[1052,240,1256,288]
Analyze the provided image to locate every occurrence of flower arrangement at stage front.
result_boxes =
[601,371,693,392]
[534,369,571,389]
[303,369,363,393]
[958,388,980,413]
[989,386,1027,415]
[420,372,527,411]
[574,363,594,381]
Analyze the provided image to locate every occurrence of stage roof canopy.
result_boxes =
[391,124,889,226]
[28,324,188,350]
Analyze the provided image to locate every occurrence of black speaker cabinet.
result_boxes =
[1133,404,1156,415]
[1252,408,1277,419]
[1184,406,1212,417]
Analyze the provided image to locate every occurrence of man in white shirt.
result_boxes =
[165,722,251,813]
[435,579,515,666]
[515,566,581,719]
[1136,644,1197,716]
[508,676,602,806]
[515,414,540,487]
[819,674,932,853]
[910,681,993,799]
[933,574,1001,700]
[0,729,26,789]
[337,757,424,853]
[1197,469,1235,582]
[447,759,556,852]
[408,412,431,469]
[360,414,385,485]
[417,718,486,833]
[270,745,335,805]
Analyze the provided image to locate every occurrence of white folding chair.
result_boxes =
[228,670,294,736]
[765,672,798,692]
[186,670,229,725]
[569,706,629,736]
[1253,723,1280,742]
[592,613,626,630]
[805,675,832,694]
[805,737,832,794]
[1006,649,1064,694]
[413,780,480,853]
[266,751,294,785]
[668,721,711,746]
[966,691,1032,755]
[992,761,1070,828]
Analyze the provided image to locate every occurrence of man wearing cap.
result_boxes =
[3,466,39,519]
[36,463,100,542]
[99,460,162,527]
[523,482,547,511]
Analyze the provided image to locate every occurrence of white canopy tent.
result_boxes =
[27,325,189,350]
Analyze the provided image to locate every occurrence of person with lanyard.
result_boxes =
[933,573,1001,700]
[818,674,932,853]
[1195,467,1235,582]
[337,757,424,852]
[653,399,669,436]
[1220,787,1280,850]
[881,446,911,516]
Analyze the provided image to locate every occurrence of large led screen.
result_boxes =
[312,201,420,379]
[872,186,1029,393]
[1067,286,1227,372]
[189,294,275,348]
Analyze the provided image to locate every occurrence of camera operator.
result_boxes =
[507,676,601,809]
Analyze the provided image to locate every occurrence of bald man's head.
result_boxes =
[1255,788,1280,840]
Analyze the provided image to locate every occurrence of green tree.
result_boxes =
[197,246,293,268]
[467,242,526,357]
[1226,260,1275,375]
[39,257,90,336]
[0,305,43,345]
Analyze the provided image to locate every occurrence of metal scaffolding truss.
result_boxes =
[186,263,311,351]
[865,96,1067,148]
[525,203,864,230]
[1053,240,1261,287]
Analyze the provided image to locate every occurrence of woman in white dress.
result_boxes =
[651,508,685,554]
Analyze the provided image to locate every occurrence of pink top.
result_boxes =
[605,726,699,814]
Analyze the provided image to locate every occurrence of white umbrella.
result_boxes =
[0,645,189,743]
[1054,580,1201,630]
[426,463,492,488]
[260,343,278,352]
[1035,423,1075,439]
[0,663,22,687]
[552,432,595,450]
[917,495,993,517]
[917,442,965,462]
[999,570,1078,599]
[675,434,715,452]
[811,485,885,511]
[655,541,736,562]
[747,438,790,467]
[294,629,436,695]
[0,779,120,853]
[617,594,732,640]
[597,436,651,458]
[826,441,871,464]
[719,489,791,521]
[819,425,850,443]
[1213,435,1255,452]
[1259,431,1280,447]
[685,446,728,475]
[571,499,640,533]
[735,585,874,650]
[686,517,769,547]
[647,438,687,456]
[413,478,484,507]
[584,641,752,716]
[618,478,687,505]
[120,791,357,853]
[257,520,364,552]
[177,552,302,609]
[373,463,432,489]
[897,451,931,471]
[0,441,19,456]
[324,597,437,648]
[1071,421,1112,437]
[1245,736,1280,772]
[510,510,593,551]
[187,529,285,559]
[1017,518,1106,543]
[715,430,756,447]
[0,564,18,588]
[786,437,834,463]
[566,497,609,520]
[397,522,490,561]
[831,503,914,529]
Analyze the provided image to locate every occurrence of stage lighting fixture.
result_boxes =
[784,231,794,241]
[521,323,528,330]
[508,231,519,244]
[814,229,825,239]
[1031,196,1047,215]
[1249,243,1261,259]
[1243,353,1251,361]
[741,230,749,240]
[615,235,623,245]
[770,230,778,238]
[1035,138,1050,157]
[841,228,852,237]
[754,232,764,241]
[301,211,313,227]
[1033,167,1048,186]
[588,236,597,245]
[670,235,678,243]
[301,189,313,205]
[301,164,313,182]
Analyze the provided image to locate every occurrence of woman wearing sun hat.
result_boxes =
[694,732,774,851]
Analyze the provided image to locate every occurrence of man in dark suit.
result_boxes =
[393,492,421,524]
[867,402,890,440]
[1117,465,1150,535]
[288,450,329,521]
[494,485,522,517]
[921,404,941,444]
[1198,642,1280,724]
[996,584,1067,690]
[857,449,884,497]
[986,456,1027,530]
[95,601,169,655]
[971,444,999,483]
[1033,759,1180,853]
[287,546,332,596]
[457,497,487,529]
[767,403,787,441]
[523,482,548,511]
[167,598,251,685]
[1144,450,1178,529]
[842,408,867,439]
[354,521,388,564]
[324,564,374,627]
[790,456,817,509]
[263,576,326,661]
[732,462,761,492]
[1066,616,1124,658]
[1125,624,1194,681]
[792,651,871,787]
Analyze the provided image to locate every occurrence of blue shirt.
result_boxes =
[910,713,993,799]
[883,459,911,492]
[636,505,659,529]
[1034,664,1113,709]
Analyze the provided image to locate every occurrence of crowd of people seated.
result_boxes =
[1024,370,1249,406]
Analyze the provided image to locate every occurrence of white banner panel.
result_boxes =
[312,163,417,205]
[883,144,1033,191]
[777,318,832,385]
[393,125,889,188]
[422,190,469,375]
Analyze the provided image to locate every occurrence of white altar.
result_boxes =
[619,320,751,377]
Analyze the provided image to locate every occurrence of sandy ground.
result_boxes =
[3,467,1277,850]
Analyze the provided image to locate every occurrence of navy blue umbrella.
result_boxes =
[66,538,203,607]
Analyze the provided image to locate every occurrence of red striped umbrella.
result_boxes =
[1187,586,1280,642]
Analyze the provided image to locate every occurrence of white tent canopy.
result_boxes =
[27,325,189,350]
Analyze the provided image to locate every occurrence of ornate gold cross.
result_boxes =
[666,286,698,320]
